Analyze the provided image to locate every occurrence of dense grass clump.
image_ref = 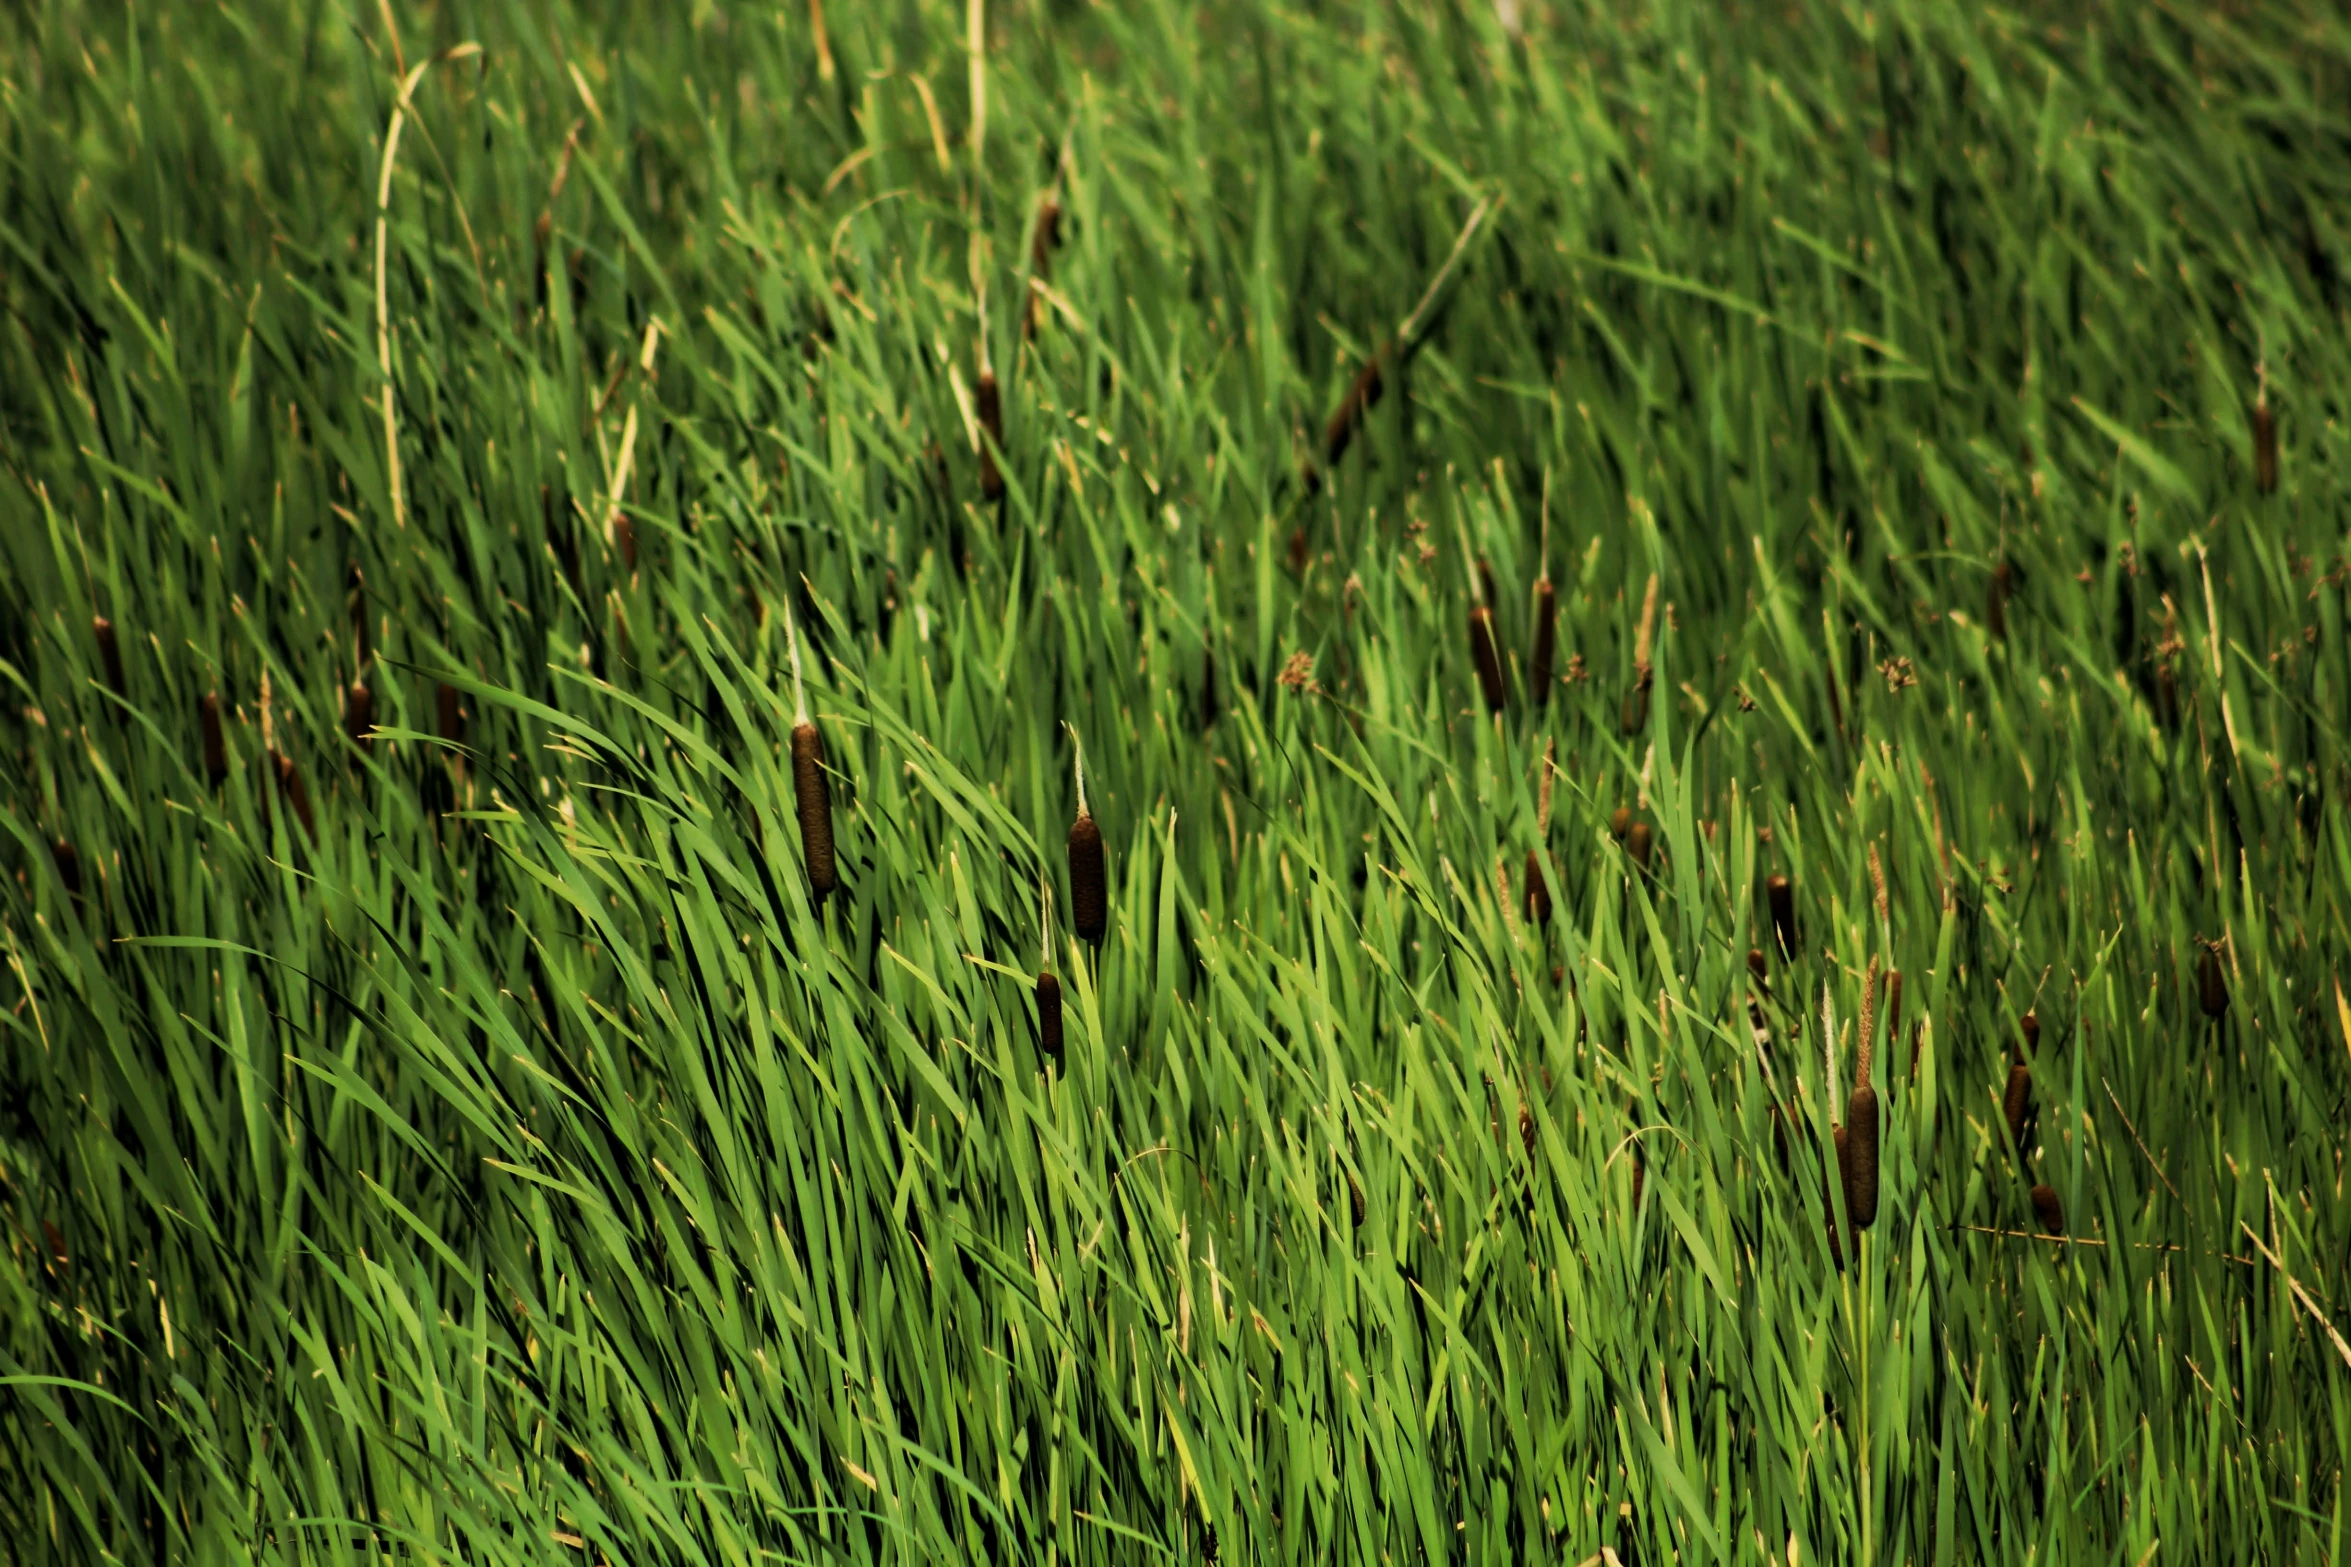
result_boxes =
[2,0,2349,1562]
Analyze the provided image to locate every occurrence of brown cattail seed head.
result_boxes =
[2198,943,2229,1019]
[2253,395,2277,496]
[1523,850,1552,927]
[1347,1170,1366,1228]
[1610,807,1632,841]
[1069,809,1107,946]
[614,515,637,573]
[1519,1101,1536,1162]
[93,616,124,696]
[1035,971,1063,1063]
[2030,1183,2065,1236]
[1747,947,1769,991]
[791,722,838,902]
[52,840,80,898]
[2003,1061,2033,1154]
[273,751,314,839]
[1627,821,1653,873]
[1766,874,1797,959]
[201,692,228,786]
[1843,1085,1880,1230]
[1987,561,2013,641]
[437,683,464,746]
[2018,1010,2041,1056]
[976,370,1005,501]
[346,683,375,750]
[1468,606,1506,714]
[1529,578,1557,707]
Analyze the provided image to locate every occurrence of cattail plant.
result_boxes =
[2252,386,2277,496]
[200,692,228,787]
[2018,1010,2041,1056]
[1610,807,1632,842]
[93,616,124,696]
[2198,940,2228,1019]
[976,369,1006,502]
[1035,882,1063,1064]
[2002,1061,2033,1155]
[786,610,837,903]
[1987,560,2013,641]
[1845,958,1881,1231]
[1068,736,1107,946]
[2030,1183,2065,1236]
[1767,873,1797,960]
[1622,574,1659,735]
[1748,947,1770,992]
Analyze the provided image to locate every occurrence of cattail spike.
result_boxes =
[346,682,375,752]
[791,720,838,902]
[1530,576,1557,708]
[2199,942,2229,1019]
[977,369,1005,502]
[2003,1061,2034,1155]
[1626,821,1652,874]
[1844,1084,1880,1230]
[1068,809,1107,946]
[1035,970,1064,1063]
[93,616,124,696]
[1468,606,1506,713]
[2252,393,2277,496]
[1767,873,1797,960]
[201,692,228,787]
[2030,1183,2065,1236]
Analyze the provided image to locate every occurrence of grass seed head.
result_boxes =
[1844,1084,1880,1230]
[2253,394,2277,495]
[1529,576,1557,707]
[790,721,838,902]
[1068,809,1107,945]
[1035,970,1063,1063]
[2030,1183,2065,1236]
[2198,942,2229,1019]
[92,616,124,696]
[2003,1061,2033,1154]
[1767,873,1797,959]
[976,369,1005,501]
[1468,606,1506,713]
[200,692,227,787]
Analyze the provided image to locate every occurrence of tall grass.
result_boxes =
[1,0,2347,1561]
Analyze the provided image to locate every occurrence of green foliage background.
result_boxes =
[1,0,2348,1560]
